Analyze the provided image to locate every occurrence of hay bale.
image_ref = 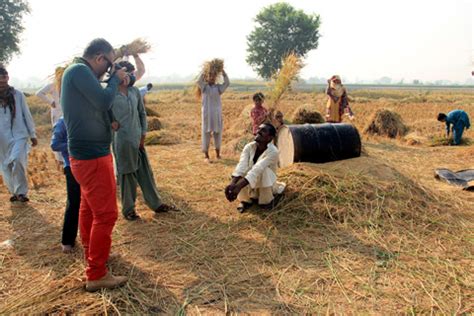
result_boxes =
[292,106,325,124]
[364,109,408,138]
[145,106,160,117]
[147,117,162,131]
[144,131,179,146]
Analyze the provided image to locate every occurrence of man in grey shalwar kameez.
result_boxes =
[197,70,230,162]
[111,61,176,220]
[0,65,38,202]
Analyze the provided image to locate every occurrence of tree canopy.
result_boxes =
[246,2,320,79]
[0,0,30,64]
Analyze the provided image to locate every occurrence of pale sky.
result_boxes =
[6,0,474,85]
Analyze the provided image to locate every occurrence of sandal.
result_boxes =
[237,201,252,213]
[124,213,141,221]
[155,204,179,213]
[17,195,29,202]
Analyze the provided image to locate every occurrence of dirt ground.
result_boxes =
[0,89,473,314]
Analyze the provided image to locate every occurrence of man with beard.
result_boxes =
[325,75,354,123]
[110,61,177,221]
[61,38,128,292]
[225,123,285,213]
[0,65,37,202]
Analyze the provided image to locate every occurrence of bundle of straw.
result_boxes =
[195,58,224,100]
[115,38,151,58]
[202,58,224,82]
[267,53,304,109]
[54,66,67,94]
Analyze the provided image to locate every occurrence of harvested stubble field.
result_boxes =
[0,88,473,314]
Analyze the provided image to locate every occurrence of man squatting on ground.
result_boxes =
[61,38,129,292]
[0,65,38,203]
[225,123,286,213]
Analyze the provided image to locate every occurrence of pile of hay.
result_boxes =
[292,105,325,124]
[145,105,160,117]
[147,117,162,131]
[222,104,254,156]
[429,135,472,147]
[144,131,179,146]
[114,38,151,59]
[364,109,408,138]
[403,132,427,146]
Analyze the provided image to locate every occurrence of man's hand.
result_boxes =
[115,67,128,82]
[51,101,56,108]
[139,135,145,149]
[225,184,238,202]
[31,138,38,147]
[111,121,120,131]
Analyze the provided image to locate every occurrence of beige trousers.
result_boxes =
[238,186,274,205]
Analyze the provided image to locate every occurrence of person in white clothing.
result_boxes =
[36,66,65,126]
[36,66,65,163]
[225,123,285,213]
[139,83,153,99]
[0,65,38,202]
[197,70,230,162]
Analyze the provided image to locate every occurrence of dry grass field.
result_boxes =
[0,88,473,314]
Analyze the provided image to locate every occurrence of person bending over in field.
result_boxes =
[139,83,153,99]
[197,66,230,163]
[250,92,268,135]
[325,75,354,123]
[437,110,471,145]
[225,123,285,213]
[111,61,177,221]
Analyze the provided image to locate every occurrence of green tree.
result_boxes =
[246,2,320,79]
[0,0,30,64]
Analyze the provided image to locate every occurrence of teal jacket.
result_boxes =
[61,59,120,160]
[446,110,471,132]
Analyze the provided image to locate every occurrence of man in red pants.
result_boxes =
[61,38,128,292]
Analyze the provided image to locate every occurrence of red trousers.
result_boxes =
[70,154,118,281]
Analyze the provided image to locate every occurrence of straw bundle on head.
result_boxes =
[364,109,408,138]
[195,58,224,100]
[292,105,325,124]
[203,58,224,82]
[114,38,151,59]
[268,53,304,109]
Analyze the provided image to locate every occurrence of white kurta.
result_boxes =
[232,141,285,193]
[36,82,64,162]
[0,90,36,196]
[198,73,230,133]
[36,82,63,125]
